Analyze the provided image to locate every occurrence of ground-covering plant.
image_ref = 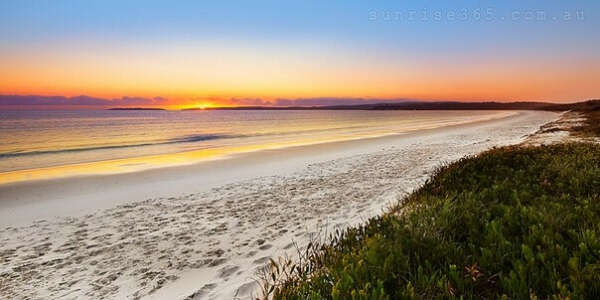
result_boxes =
[264,143,600,299]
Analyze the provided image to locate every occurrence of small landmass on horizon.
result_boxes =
[108,107,166,111]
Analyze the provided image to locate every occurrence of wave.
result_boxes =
[0,125,368,159]
[172,134,239,143]
[0,134,241,158]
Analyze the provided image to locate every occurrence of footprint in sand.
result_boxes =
[208,258,228,267]
[235,281,260,298]
[258,244,273,250]
[252,256,271,265]
[218,265,240,279]
[185,283,217,300]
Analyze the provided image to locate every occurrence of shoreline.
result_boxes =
[2,110,523,226]
[0,110,516,185]
[0,111,558,299]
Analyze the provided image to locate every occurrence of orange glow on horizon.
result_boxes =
[1,2,599,107]
[173,102,226,110]
[1,41,598,106]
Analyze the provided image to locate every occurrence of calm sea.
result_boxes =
[0,110,511,182]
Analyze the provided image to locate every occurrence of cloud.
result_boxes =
[0,95,168,108]
[0,94,418,109]
[192,96,273,106]
[199,97,416,107]
[226,97,272,106]
[110,96,168,106]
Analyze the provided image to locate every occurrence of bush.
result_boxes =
[267,143,600,299]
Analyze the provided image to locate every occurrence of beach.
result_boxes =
[0,111,559,299]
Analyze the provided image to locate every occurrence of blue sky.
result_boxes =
[1,1,598,105]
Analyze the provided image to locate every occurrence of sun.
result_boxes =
[175,102,216,110]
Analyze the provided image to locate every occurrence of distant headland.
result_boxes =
[183,101,596,111]
[108,107,166,111]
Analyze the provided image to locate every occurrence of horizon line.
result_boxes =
[0,93,593,111]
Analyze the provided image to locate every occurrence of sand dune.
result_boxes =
[0,111,558,299]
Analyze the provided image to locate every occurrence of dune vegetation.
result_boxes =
[574,110,600,138]
[263,143,600,299]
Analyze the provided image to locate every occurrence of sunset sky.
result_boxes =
[1,1,599,108]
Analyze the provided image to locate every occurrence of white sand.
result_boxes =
[522,111,598,146]
[0,111,558,300]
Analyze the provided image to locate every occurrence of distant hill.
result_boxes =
[187,101,558,111]
[321,101,557,110]
[108,107,166,111]
[540,99,600,111]
[118,100,599,112]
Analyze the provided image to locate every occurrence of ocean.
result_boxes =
[0,109,511,183]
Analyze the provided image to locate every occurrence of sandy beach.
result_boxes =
[0,111,559,299]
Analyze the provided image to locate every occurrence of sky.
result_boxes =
[0,0,599,108]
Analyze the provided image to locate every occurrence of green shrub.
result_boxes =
[267,143,600,299]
